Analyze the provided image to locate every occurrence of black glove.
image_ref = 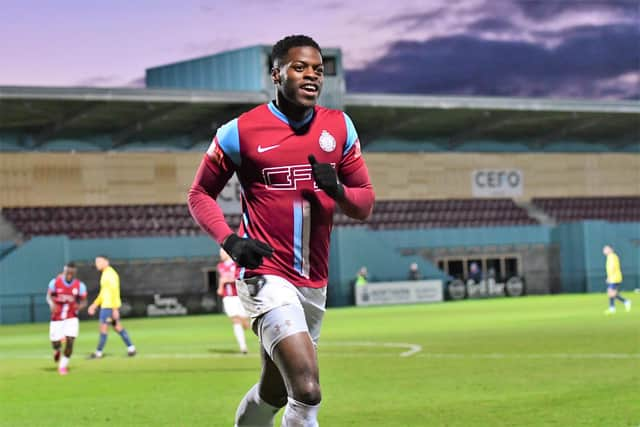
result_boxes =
[222,234,274,269]
[308,155,344,200]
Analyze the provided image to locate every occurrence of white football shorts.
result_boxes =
[49,317,79,341]
[236,274,326,358]
[222,295,248,318]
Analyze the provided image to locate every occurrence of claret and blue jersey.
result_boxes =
[198,101,372,288]
[48,276,87,321]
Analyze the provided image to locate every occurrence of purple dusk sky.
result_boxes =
[1,0,638,99]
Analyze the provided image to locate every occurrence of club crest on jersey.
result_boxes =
[354,139,362,158]
[318,130,336,152]
[206,136,224,164]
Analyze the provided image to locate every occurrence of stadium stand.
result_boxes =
[1,204,233,239]
[8,196,638,239]
[1,49,639,323]
[336,198,537,229]
[2,198,538,238]
[0,240,16,258]
[532,196,640,223]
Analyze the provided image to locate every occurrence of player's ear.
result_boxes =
[271,67,281,85]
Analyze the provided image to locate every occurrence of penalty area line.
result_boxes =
[320,341,423,357]
[138,341,424,359]
[414,353,640,360]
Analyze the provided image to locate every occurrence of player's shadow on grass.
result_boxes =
[114,366,255,374]
[207,348,244,354]
[40,367,59,372]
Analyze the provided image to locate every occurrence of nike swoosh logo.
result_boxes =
[257,144,281,153]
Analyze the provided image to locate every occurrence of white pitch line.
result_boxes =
[136,341,424,359]
[143,353,255,359]
[321,341,423,357]
[103,352,640,360]
[0,341,424,360]
[2,353,639,360]
[413,353,640,360]
[3,346,639,361]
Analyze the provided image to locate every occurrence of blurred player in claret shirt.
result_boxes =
[188,35,374,426]
[46,262,87,375]
[217,248,250,354]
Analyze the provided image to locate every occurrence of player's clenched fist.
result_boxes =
[308,154,344,200]
[223,234,274,269]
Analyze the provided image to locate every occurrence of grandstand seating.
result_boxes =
[6,197,637,239]
[3,197,639,239]
[532,196,640,223]
[335,198,537,229]
[1,204,228,239]
[2,198,539,239]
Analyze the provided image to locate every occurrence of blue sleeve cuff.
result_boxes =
[343,112,359,156]
[215,119,241,166]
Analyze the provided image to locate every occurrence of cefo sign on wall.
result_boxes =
[471,169,523,197]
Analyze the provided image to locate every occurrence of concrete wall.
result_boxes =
[1,221,638,323]
[2,152,639,207]
[551,221,640,293]
[365,152,640,200]
[326,225,557,306]
[0,235,220,323]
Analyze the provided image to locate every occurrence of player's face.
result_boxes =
[275,46,324,108]
[64,267,76,281]
[95,257,106,271]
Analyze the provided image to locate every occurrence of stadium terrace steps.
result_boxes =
[3,197,638,239]
[1,204,236,239]
[531,196,640,223]
[0,209,21,242]
[513,200,557,227]
[334,198,538,229]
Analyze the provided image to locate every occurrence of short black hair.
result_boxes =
[96,254,109,261]
[271,35,321,67]
[65,261,76,268]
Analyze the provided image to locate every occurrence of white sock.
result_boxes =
[59,356,70,369]
[128,345,136,352]
[235,383,281,427]
[281,397,320,427]
[233,323,248,352]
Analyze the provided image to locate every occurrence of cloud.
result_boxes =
[467,17,516,32]
[373,1,488,43]
[593,72,640,99]
[74,75,121,87]
[372,0,637,50]
[383,8,448,31]
[182,38,238,56]
[346,23,640,99]
[319,1,345,10]
[513,0,637,20]
[126,76,146,88]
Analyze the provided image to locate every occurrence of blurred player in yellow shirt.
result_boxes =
[87,255,136,357]
[603,245,631,315]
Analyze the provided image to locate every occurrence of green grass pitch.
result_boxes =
[1,294,638,426]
